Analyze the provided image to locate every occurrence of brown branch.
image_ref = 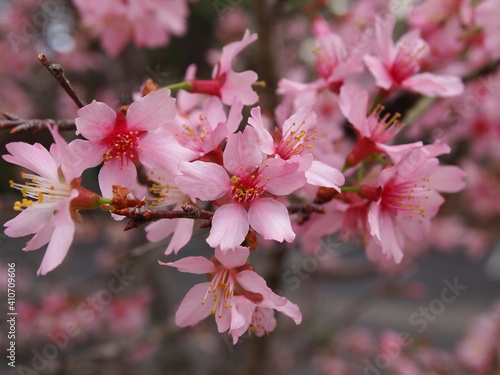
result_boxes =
[0,115,76,133]
[38,54,86,109]
[111,204,214,231]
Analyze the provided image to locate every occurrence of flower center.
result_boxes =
[276,120,318,160]
[366,104,404,143]
[230,165,268,203]
[103,112,144,168]
[174,113,211,152]
[381,179,431,222]
[391,43,428,83]
[202,269,235,319]
[10,172,71,212]
[147,171,186,209]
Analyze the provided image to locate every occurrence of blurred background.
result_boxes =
[1,0,500,374]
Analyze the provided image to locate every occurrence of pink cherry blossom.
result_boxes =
[164,96,243,155]
[3,126,95,275]
[363,14,464,97]
[73,0,189,57]
[368,142,466,263]
[160,246,298,338]
[475,0,500,60]
[339,85,423,166]
[312,18,364,90]
[247,104,345,190]
[228,294,302,344]
[189,29,259,105]
[176,126,307,251]
[70,89,196,197]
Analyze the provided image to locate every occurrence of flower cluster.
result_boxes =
[3,3,482,345]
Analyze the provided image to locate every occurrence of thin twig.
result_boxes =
[0,116,76,133]
[38,54,86,108]
[112,204,214,231]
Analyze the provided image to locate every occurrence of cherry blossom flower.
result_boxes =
[364,14,464,97]
[228,294,302,344]
[368,142,466,263]
[339,85,423,167]
[247,104,345,190]
[73,0,189,57]
[475,0,500,60]
[70,89,196,198]
[312,18,364,91]
[3,126,100,275]
[160,246,300,339]
[189,29,259,105]
[176,126,307,251]
[164,96,243,156]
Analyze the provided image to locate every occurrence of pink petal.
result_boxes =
[176,161,230,201]
[218,29,258,74]
[159,256,215,274]
[23,221,55,251]
[375,14,396,64]
[145,219,176,242]
[229,297,255,344]
[207,203,249,252]
[282,103,316,137]
[98,160,138,198]
[215,302,246,334]
[223,127,263,175]
[75,100,117,140]
[225,97,244,134]
[248,198,295,243]
[364,55,394,90]
[37,220,75,275]
[127,89,177,131]
[428,165,466,193]
[402,73,464,97]
[165,219,194,255]
[215,245,250,269]
[260,158,306,196]
[305,160,344,191]
[146,218,194,255]
[338,85,369,135]
[204,97,226,127]
[201,122,229,153]
[52,192,78,227]
[221,70,259,105]
[236,270,287,307]
[139,132,198,173]
[174,282,213,327]
[275,300,302,325]
[67,139,107,177]
[4,204,53,238]
[247,106,275,155]
[376,141,423,164]
[4,142,58,181]
[368,202,404,263]
[99,19,132,57]
[46,124,79,182]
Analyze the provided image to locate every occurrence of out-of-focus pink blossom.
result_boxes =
[73,0,189,57]
[189,30,259,105]
[368,142,466,263]
[364,14,464,97]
